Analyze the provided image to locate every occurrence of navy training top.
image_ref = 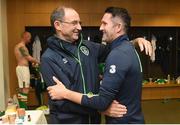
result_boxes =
[40,35,109,123]
[82,35,145,124]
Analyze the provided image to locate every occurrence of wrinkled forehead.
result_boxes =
[63,8,80,21]
[101,13,113,23]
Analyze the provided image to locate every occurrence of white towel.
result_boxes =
[150,35,157,62]
[33,35,42,62]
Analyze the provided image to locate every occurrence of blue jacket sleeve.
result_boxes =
[87,41,110,63]
[81,50,131,111]
[40,56,97,115]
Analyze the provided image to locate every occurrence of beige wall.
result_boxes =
[0,0,9,110]
[7,0,180,95]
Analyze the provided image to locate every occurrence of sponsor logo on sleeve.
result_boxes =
[62,58,68,64]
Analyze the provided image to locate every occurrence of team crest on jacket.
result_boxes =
[109,65,116,74]
[80,46,89,56]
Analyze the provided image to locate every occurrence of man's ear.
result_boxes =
[54,20,62,31]
[116,23,122,33]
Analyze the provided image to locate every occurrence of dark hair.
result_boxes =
[105,7,131,33]
[50,6,65,29]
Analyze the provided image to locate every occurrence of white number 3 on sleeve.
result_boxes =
[109,65,116,74]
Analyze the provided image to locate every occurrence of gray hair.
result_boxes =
[50,6,66,29]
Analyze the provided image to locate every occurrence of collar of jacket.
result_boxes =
[110,34,129,50]
[47,35,83,53]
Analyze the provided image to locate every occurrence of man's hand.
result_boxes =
[101,100,127,117]
[32,62,40,67]
[47,76,67,100]
[133,37,152,56]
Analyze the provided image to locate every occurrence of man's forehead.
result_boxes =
[64,8,80,20]
[101,13,112,22]
[24,32,31,37]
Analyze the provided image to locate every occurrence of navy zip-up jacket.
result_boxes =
[82,35,145,124]
[40,35,109,123]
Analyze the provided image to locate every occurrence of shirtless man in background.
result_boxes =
[14,31,39,95]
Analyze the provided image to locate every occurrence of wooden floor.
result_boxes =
[142,99,180,124]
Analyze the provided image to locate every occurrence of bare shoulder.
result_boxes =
[14,43,20,51]
[15,42,24,48]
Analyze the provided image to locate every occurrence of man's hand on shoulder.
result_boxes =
[132,37,152,56]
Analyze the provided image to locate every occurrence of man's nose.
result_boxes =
[99,25,103,31]
[77,23,82,30]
